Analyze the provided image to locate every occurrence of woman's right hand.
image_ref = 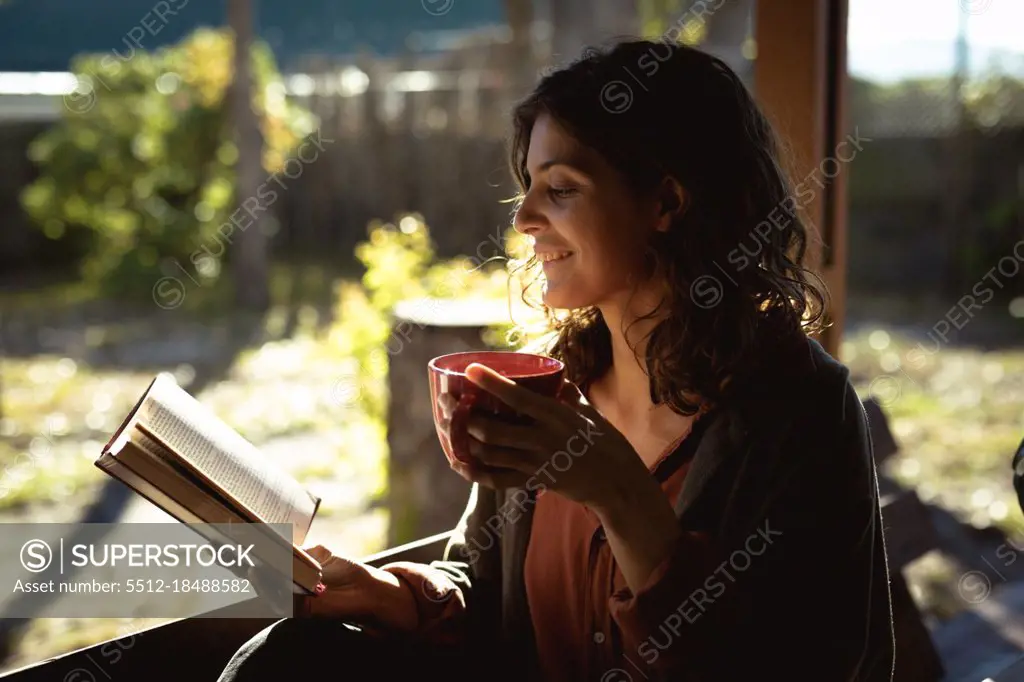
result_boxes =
[436,380,586,467]
[250,545,419,632]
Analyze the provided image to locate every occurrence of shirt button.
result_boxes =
[593,631,605,644]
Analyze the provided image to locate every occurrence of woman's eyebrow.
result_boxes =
[532,157,592,176]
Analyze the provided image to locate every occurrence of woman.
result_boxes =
[221,39,895,681]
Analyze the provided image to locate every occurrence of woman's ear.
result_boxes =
[654,177,687,233]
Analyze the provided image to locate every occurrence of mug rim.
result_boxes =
[428,350,565,378]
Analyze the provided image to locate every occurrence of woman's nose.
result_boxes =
[513,191,545,235]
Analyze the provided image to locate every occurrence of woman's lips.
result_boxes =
[535,249,573,263]
[541,253,573,269]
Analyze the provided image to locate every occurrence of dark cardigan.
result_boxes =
[427,337,896,681]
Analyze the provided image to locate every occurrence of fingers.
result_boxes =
[556,379,587,408]
[466,414,545,452]
[464,363,564,426]
[303,545,334,567]
[556,378,605,424]
[451,459,532,490]
[302,592,336,618]
[469,441,539,473]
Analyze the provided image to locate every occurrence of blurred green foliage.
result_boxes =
[323,214,530,541]
[327,213,527,425]
[20,28,316,298]
[637,0,710,44]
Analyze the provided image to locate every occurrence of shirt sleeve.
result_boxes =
[380,561,468,644]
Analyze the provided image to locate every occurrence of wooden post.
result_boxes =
[385,298,510,546]
[753,0,848,358]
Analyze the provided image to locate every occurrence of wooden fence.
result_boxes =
[275,42,535,262]
[3,37,1020,304]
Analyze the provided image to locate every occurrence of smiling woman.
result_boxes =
[219,39,896,682]
[506,45,829,417]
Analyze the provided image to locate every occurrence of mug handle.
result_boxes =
[448,392,478,464]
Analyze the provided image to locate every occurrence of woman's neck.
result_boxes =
[595,292,668,419]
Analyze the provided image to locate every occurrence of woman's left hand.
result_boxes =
[443,362,648,511]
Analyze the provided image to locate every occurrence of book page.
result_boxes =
[104,376,157,455]
[138,374,317,545]
[125,430,250,526]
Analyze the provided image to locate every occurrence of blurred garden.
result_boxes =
[4,281,1024,668]
[0,212,527,668]
[0,24,533,666]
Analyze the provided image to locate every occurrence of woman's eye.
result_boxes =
[549,186,579,199]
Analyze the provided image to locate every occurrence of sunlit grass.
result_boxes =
[845,330,1024,536]
[0,301,389,671]
[0,344,385,511]
[0,359,154,513]
[0,261,353,321]
[844,327,1024,620]
[0,267,387,513]
[0,280,102,312]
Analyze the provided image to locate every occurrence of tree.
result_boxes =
[227,0,270,310]
[21,29,313,300]
[549,0,638,62]
[700,0,753,84]
[638,0,754,84]
[504,0,535,95]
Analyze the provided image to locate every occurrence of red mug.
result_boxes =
[428,351,566,465]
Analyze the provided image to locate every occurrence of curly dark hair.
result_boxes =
[507,39,829,415]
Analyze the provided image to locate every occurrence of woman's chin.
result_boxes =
[541,282,592,310]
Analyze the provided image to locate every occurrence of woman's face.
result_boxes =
[514,113,661,310]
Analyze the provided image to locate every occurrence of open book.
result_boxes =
[95,373,324,596]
